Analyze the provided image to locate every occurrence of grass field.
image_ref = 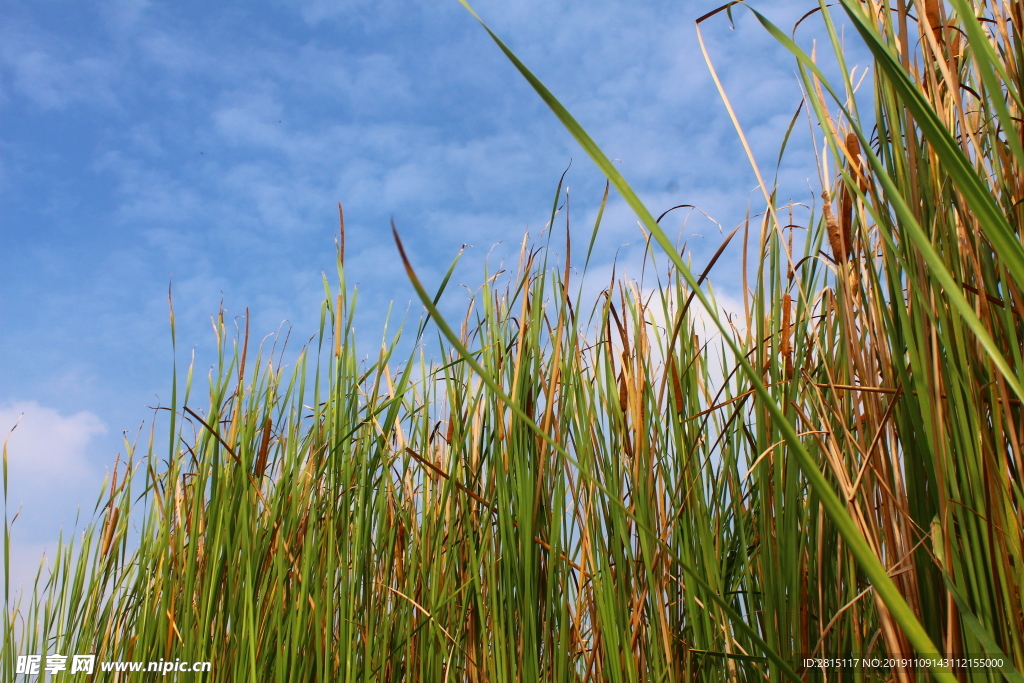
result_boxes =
[5,0,1024,680]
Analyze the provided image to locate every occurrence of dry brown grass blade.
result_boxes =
[781,293,793,378]
[840,132,861,261]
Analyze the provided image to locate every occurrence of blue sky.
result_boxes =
[1,0,847,590]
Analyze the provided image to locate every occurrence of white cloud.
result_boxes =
[1,401,106,490]
[0,402,109,600]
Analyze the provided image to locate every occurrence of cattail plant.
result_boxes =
[4,1,1022,681]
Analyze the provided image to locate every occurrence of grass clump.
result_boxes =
[5,0,1024,680]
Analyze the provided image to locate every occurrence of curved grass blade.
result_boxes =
[748,4,1024,406]
[393,223,804,683]
[454,2,958,679]
[837,0,1024,284]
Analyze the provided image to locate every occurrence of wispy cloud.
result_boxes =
[1,401,106,505]
[1,401,110,598]
[0,20,120,110]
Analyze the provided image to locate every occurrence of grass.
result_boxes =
[4,0,1024,680]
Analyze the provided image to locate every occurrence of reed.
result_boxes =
[4,1,1022,680]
